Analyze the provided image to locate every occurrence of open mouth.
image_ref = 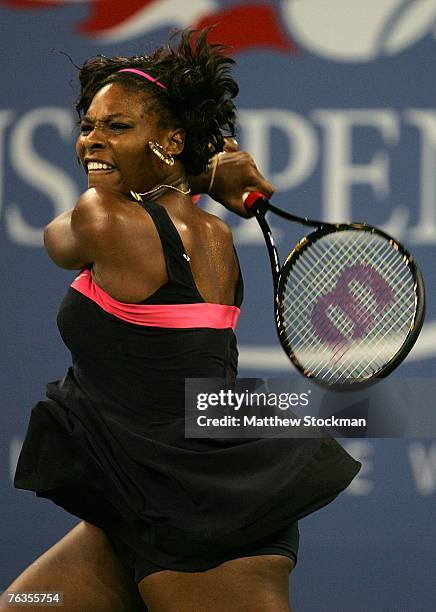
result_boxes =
[87,161,116,173]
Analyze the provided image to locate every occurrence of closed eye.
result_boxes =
[79,123,92,133]
[110,123,129,131]
[78,122,130,133]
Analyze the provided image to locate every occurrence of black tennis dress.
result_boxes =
[14,199,361,583]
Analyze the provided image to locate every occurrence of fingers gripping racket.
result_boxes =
[244,192,425,388]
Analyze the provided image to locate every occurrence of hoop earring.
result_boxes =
[148,141,174,166]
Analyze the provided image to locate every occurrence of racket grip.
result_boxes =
[242,191,269,212]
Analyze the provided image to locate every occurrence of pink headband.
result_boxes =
[117,68,166,90]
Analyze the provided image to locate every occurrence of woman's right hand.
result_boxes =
[207,138,275,217]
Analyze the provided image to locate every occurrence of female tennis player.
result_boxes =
[3,30,360,612]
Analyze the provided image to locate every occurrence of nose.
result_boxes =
[83,125,107,149]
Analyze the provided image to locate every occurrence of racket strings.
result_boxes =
[306,251,413,360]
[282,234,400,345]
[290,250,416,375]
[281,230,396,325]
[284,232,400,316]
[283,234,410,336]
[286,287,413,382]
[279,230,417,383]
[345,285,415,378]
[294,272,414,380]
[348,279,379,312]
[281,231,366,320]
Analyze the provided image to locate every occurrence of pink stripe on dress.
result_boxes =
[71,269,240,330]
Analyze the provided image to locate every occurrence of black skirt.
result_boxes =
[14,367,360,572]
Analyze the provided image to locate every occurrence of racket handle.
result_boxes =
[242,191,269,212]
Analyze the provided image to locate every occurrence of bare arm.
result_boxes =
[44,209,86,269]
[44,188,113,269]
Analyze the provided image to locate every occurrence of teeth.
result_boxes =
[87,162,113,171]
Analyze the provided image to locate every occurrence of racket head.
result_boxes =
[276,223,425,388]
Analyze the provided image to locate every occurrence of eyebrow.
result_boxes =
[81,113,133,123]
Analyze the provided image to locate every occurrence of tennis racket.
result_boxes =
[243,191,425,388]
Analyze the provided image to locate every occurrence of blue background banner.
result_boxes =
[1,1,435,609]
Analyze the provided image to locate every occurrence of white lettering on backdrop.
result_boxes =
[3,106,436,247]
[5,107,79,246]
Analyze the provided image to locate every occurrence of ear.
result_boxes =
[165,128,185,156]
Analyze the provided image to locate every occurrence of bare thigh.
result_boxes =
[139,554,294,612]
[0,521,146,612]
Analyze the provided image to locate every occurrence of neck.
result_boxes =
[133,176,191,203]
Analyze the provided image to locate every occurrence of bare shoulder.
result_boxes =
[197,208,233,242]
[75,188,164,272]
[72,187,150,240]
[74,187,125,226]
[43,187,127,270]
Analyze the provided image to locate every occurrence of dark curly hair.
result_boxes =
[75,29,238,175]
